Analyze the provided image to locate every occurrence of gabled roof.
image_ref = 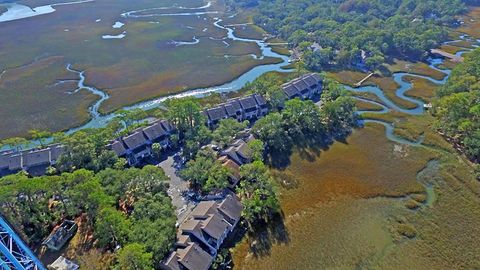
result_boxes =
[8,154,22,170]
[221,159,241,183]
[238,95,258,110]
[225,99,242,112]
[224,103,239,117]
[50,145,65,161]
[0,152,13,169]
[143,122,168,141]
[160,120,175,133]
[253,94,267,107]
[122,131,148,150]
[177,242,214,270]
[233,139,251,160]
[205,106,227,122]
[190,201,217,219]
[23,148,50,167]
[222,146,243,166]
[282,83,301,98]
[292,78,309,93]
[218,195,243,224]
[109,140,127,156]
[301,73,319,87]
[201,214,230,240]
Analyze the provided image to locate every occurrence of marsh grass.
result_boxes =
[355,99,385,111]
[403,75,438,103]
[384,59,446,81]
[0,56,98,139]
[457,7,480,38]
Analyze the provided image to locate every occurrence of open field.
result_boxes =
[0,0,284,138]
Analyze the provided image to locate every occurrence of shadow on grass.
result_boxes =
[267,130,352,170]
[246,211,290,258]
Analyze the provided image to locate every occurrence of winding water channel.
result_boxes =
[2,0,478,150]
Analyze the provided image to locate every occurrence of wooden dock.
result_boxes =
[430,49,464,63]
[354,73,374,87]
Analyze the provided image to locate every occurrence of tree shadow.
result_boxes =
[267,132,347,170]
[246,210,290,258]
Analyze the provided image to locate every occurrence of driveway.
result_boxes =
[157,154,196,224]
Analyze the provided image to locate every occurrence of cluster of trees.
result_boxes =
[236,160,280,228]
[252,79,357,155]
[230,0,468,71]
[433,48,480,162]
[181,150,231,193]
[0,166,176,269]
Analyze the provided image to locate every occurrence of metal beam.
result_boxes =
[0,216,46,270]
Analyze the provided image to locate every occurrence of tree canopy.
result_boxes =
[230,0,468,70]
[434,48,480,161]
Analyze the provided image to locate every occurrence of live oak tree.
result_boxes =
[117,243,154,270]
[236,161,280,227]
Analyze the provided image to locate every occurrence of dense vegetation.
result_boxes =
[434,48,480,162]
[251,77,358,165]
[230,0,468,70]
[0,166,176,269]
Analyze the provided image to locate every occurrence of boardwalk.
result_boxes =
[430,49,464,62]
[355,73,374,87]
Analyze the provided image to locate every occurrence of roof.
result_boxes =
[180,218,203,234]
[301,73,320,87]
[205,106,227,122]
[109,140,127,156]
[225,99,242,113]
[48,256,79,270]
[253,94,267,107]
[222,159,240,182]
[122,131,148,150]
[201,214,230,240]
[218,195,243,224]
[23,148,50,167]
[177,242,214,270]
[143,122,168,141]
[224,103,239,117]
[0,152,12,169]
[190,201,217,218]
[282,83,300,98]
[222,146,243,166]
[8,154,22,170]
[235,141,251,160]
[50,145,65,161]
[160,120,175,133]
[238,95,258,110]
[291,78,308,92]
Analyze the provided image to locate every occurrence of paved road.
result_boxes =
[157,155,195,224]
